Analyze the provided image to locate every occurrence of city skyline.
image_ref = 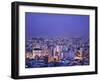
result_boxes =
[25,12,89,68]
[25,12,89,40]
[25,37,89,68]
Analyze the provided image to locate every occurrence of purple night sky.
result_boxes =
[25,12,89,40]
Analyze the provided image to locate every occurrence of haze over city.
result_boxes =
[25,12,89,40]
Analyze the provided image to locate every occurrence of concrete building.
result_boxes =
[32,48,42,58]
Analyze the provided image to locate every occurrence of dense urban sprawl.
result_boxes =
[25,37,89,68]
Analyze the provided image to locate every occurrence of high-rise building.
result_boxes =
[32,48,42,58]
